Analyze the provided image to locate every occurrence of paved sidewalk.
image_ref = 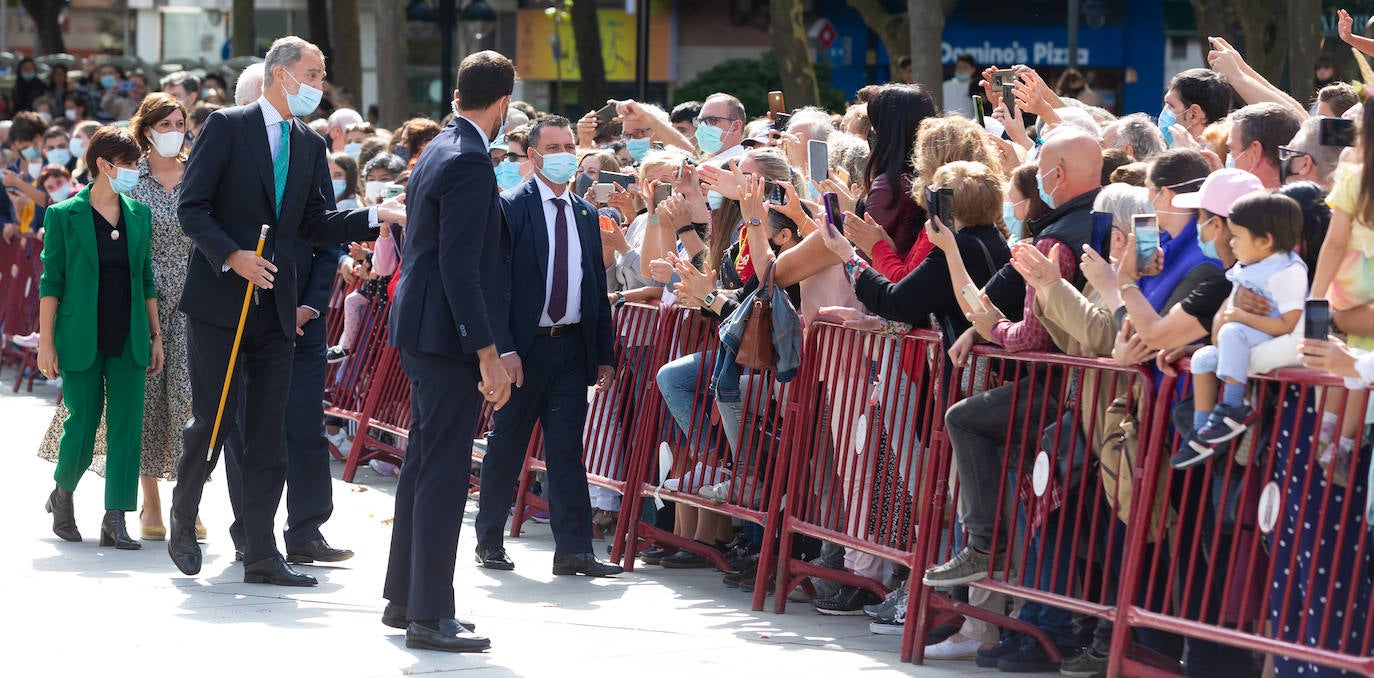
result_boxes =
[2,380,992,677]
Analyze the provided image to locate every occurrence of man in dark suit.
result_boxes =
[472,115,621,578]
[171,36,404,586]
[381,50,514,654]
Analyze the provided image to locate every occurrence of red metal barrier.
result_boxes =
[1112,366,1374,676]
[907,345,1157,666]
[0,235,43,391]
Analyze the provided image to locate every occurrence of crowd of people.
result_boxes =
[3,11,1374,675]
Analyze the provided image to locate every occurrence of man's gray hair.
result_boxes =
[160,70,201,94]
[234,62,265,106]
[262,36,323,88]
[328,107,363,132]
[1112,113,1166,161]
[787,106,834,142]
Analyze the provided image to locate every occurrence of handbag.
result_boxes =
[735,259,776,370]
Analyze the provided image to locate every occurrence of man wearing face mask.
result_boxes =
[9,111,48,179]
[384,49,513,653]
[1280,117,1341,191]
[1158,68,1232,148]
[472,114,620,579]
[942,54,978,118]
[327,108,363,154]
[160,71,201,111]
[695,93,748,167]
[1225,102,1301,189]
[170,36,406,587]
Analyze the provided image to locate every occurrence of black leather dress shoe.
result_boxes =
[234,549,244,562]
[475,545,515,570]
[552,552,624,577]
[287,538,354,564]
[382,603,476,633]
[167,514,202,575]
[45,486,81,542]
[405,622,490,653]
[243,555,318,586]
[99,510,141,550]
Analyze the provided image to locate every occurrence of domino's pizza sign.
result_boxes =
[940,26,1125,68]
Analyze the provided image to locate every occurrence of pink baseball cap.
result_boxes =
[1170,168,1265,217]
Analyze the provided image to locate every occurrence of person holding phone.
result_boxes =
[100,73,147,122]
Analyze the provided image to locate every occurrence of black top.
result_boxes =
[1170,264,1231,340]
[93,206,131,357]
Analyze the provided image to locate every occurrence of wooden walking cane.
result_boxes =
[206,224,271,461]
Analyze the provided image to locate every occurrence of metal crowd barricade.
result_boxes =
[323,282,394,480]
[322,272,363,461]
[0,235,43,391]
[1112,366,1374,676]
[907,346,1157,666]
[772,323,945,659]
[505,301,664,565]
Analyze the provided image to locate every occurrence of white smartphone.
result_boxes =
[594,183,614,204]
[960,284,986,314]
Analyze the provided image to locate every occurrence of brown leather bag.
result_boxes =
[735,259,776,370]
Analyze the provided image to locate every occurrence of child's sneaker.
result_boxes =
[369,459,399,477]
[326,345,350,364]
[1319,438,1354,488]
[1171,433,1222,469]
[1193,402,1256,447]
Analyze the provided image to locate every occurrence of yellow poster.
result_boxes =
[516,8,671,82]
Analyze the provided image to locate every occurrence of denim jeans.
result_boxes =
[655,351,719,456]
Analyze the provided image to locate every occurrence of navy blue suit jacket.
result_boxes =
[497,177,615,385]
[389,117,508,359]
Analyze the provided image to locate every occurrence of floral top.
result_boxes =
[129,156,189,304]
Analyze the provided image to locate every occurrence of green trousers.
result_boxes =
[53,341,145,511]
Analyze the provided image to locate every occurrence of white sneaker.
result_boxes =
[369,459,399,477]
[662,462,726,493]
[869,619,905,635]
[325,429,352,456]
[11,331,39,348]
[923,634,982,660]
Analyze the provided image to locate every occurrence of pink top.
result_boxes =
[373,233,399,277]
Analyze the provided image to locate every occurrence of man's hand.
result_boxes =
[226,249,277,289]
[949,327,977,368]
[576,111,600,148]
[1232,285,1274,316]
[478,347,513,410]
[1,168,22,188]
[377,192,407,225]
[1155,343,1199,377]
[1010,242,1063,290]
[501,353,524,389]
[294,306,315,336]
[1112,319,1158,366]
[595,364,615,392]
[148,336,165,376]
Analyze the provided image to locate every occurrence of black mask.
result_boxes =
[393,146,412,163]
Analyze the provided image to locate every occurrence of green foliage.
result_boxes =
[674,51,849,114]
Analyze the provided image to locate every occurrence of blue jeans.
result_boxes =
[1190,322,1275,385]
[655,352,719,456]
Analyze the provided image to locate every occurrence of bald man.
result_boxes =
[920,128,1103,664]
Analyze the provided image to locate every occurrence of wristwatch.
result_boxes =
[747,217,762,227]
[613,291,627,307]
[703,290,721,307]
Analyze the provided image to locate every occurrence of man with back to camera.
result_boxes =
[381,50,516,653]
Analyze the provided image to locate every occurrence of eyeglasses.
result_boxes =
[622,128,653,140]
[1278,146,1310,163]
[504,152,527,161]
[694,115,737,128]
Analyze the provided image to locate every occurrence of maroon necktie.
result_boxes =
[547,197,568,323]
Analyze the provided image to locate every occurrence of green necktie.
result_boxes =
[274,120,290,216]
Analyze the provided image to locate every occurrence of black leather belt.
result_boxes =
[535,323,581,337]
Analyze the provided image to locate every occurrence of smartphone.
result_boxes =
[822,192,844,235]
[679,157,692,177]
[594,183,614,204]
[924,185,954,229]
[833,166,850,185]
[808,139,829,184]
[118,80,135,92]
[1319,116,1356,147]
[600,170,636,188]
[765,180,786,205]
[959,284,986,314]
[768,91,786,117]
[1133,214,1160,270]
[995,68,1017,113]
[972,95,985,127]
[1304,298,1332,340]
[594,102,618,126]
[382,183,404,199]
[652,182,673,208]
[574,172,595,197]
[774,112,792,132]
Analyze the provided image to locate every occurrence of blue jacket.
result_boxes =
[711,281,802,402]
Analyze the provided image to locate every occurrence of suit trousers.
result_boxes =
[383,348,484,622]
[225,313,334,551]
[475,333,594,556]
[53,338,145,511]
[173,296,293,564]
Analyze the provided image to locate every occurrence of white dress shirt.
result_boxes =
[459,115,490,148]
[535,178,583,327]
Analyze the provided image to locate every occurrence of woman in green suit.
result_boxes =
[37,126,164,549]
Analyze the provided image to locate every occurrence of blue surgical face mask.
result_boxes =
[45,148,71,167]
[20,146,41,160]
[494,159,524,190]
[695,122,726,155]
[1037,167,1059,210]
[492,119,508,150]
[1225,146,1249,171]
[282,69,324,118]
[1197,217,1221,259]
[20,72,34,81]
[106,164,139,194]
[1158,106,1177,147]
[48,182,73,203]
[536,151,578,185]
[954,72,971,82]
[1003,200,1025,240]
[69,137,85,159]
[343,142,362,159]
[332,179,347,199]
[100,74,117,90]
[625,137,651,162]
[706,190,723,210]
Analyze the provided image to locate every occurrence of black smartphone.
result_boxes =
[972,95,985,127]
[574,173,594,197]
[1319,116,1356,147]
[600,170,636,188]
[924,185,953,229]
[594,102,618,126]
[822,192,843,235]
[765,180,786,205]
[774,112,792,132]
[808,139,828,184]
[652,182,673,209]
[1305,298,1332,340]
[995,68,1016,114]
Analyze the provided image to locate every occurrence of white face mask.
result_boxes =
[149,129,185,158]
[364,180,386,201]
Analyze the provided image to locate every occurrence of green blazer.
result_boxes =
[38,184,156,371]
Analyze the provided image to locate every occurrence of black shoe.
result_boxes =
[552,552,623,577]
[812,585,883,615]
[325,346,350,364]
[243,555,318,586]
[405,621,490,653]
[234,549,244,562]
[287,538,354,564]
[382,603,476,633]
[638,545,677,565]
[475,545,515,570]
[45,486,81,542]
[975,633,1027,669]
[659,549,712,569]
[167,514,202,575]
[997,637,1073,673]
[99,510,141,550]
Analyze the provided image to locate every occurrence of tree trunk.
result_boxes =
[908,0,956,107]
[844,0,909,82]
[571,0,606,112]
[232,0,256,57]
[1232,0,1288,86]
[329,0,362,108]
[1287,0,1322,105]
[771,0,820,109]
[374,0,408,127]
[18,0,65,55]
[308,0,333,62]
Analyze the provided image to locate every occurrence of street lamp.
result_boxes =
[460,0,497,46]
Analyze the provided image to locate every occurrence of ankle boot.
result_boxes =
[45,486,81,542]
[100,510,142,550]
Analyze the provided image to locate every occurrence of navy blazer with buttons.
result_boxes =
[496,176,614,386]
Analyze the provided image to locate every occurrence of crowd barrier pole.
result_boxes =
[0,235,42,392]
[321,272,361,460]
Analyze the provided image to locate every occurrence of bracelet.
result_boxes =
[1119,283,1140,296]
[675,223,698,236]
